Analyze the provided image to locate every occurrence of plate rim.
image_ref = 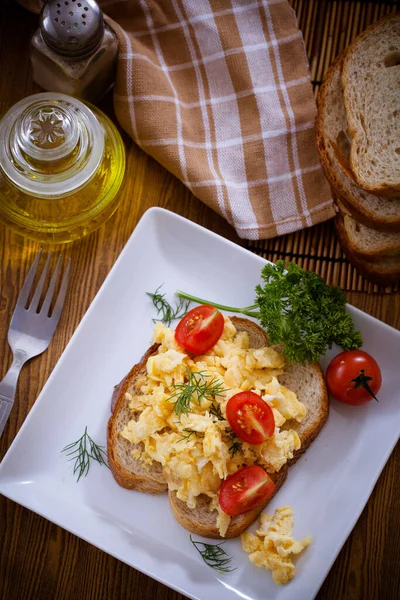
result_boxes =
[1,206,399,600]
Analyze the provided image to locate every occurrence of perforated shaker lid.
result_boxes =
[40,0,104,58]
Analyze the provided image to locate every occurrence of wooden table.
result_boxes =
[1,2,399,599]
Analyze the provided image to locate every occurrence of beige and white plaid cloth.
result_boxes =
[21,0,335,239]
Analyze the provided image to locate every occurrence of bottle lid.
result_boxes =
[40,0,104,58]
[0,93,104,197]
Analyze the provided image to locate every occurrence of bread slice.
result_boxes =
[335,199,400,260]
[108,318,329,538]
[107,343,167,493]
[230,318,329,465]
[169,467,288,540]
[341,14,400,196]
[316,54,400,231]
[335,216,400,285]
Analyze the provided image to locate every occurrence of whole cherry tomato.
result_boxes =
[326,350,382,406]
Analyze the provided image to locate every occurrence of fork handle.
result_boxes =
[0,350,28,436]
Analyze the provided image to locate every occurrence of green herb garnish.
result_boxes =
[209,402,225,421]
[168,368,226,417]
[226,429,243,458]
[147,284,191,326]
[61,427,109,481]
[190,535,236,572]
[229,440,242,458]
[176,261,363,364]
[177,428,205,442]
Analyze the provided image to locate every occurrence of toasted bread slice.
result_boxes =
[167,318,328,538]
[335,200,400,260]
[108,317,328,538]
[231,318,329,465]
[169,467,288,540]
[316,54,400,231]
[341,14,400,196]
[108,343,167,493]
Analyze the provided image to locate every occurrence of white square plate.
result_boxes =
[0,208,399,600]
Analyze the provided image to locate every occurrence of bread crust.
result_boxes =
[334,217,400,285]
[315,55,400,232]
[107,343,168,493]
[107,318,329,537]
[334,201,400,261]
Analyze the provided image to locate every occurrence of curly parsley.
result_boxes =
[176,261,362,364]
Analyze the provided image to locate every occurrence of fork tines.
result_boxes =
[17,250,71,318]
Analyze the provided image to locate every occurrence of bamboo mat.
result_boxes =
[245,0,400,294]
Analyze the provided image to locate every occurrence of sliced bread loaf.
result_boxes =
[316,54,400,231]
[341,14,400,196]
[335,200,400,260]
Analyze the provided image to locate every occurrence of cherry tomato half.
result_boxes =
[219,465,275,516]
[226,391,275,444]
[326,350,382,406]
[175,305,224,355]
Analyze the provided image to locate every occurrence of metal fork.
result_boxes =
[0,250,71,438]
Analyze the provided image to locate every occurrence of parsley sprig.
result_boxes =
[147,285,190,326]
[190,535,236,572]
[168,368,226,417]
[61,427,109,481]
[176,261,363,364]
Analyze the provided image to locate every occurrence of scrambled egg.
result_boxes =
[241,506,312,584]
[120,317,307,537]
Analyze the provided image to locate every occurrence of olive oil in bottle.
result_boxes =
[0,93,125,243]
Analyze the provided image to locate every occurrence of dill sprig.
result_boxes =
[147,285,191,326]
[209,402,225,421]
[229,439,243,458]
[177,428,205,443]
[61,427,109,482]
[190,535,236,572]
[226,428,243,458]
[168,368,226,417]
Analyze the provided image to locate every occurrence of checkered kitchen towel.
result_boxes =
[22,0,335,239]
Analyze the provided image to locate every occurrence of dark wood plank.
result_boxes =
[0,2,398,600]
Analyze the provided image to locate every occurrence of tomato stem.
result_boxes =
[350,369,379,402]
[175,291,260,318]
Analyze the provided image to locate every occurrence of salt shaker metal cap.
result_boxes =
[40,0,104,58]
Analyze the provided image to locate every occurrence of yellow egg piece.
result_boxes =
[241,506,311,584]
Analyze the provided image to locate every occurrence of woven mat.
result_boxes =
[245,0,400,294]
